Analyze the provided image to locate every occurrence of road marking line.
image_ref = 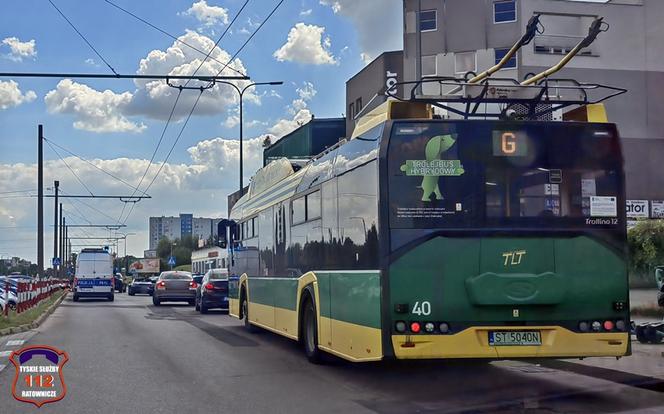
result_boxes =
[0,351,12,358]
[0,364,5,372]
[5,340,24,347]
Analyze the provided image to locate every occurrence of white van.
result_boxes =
[73,248,114,301]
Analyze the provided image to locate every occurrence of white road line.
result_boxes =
[0,351,12,358]
[0,364,5,373]
[5,339,24,347]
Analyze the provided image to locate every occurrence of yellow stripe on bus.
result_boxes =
[319,317,383,362]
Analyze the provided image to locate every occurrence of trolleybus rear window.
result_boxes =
[388,121,623,229]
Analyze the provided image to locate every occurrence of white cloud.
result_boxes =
[182,0,229,27]
[300,9,313,17]
[0,80,36,110]
[319,0,402,64]
[43,31,256,131]
[1,37,36,61]
[296,81,317,101]
[44,79,145,133]
[273,23,337,65]
[269,109,313,138]
[224,114,239,128]
[129,30,256,120]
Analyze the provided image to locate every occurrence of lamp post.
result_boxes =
[170,242,177,270]
[116,232,135,276]
[216,81,284,193]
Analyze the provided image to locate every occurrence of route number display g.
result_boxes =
[493,130,528,157]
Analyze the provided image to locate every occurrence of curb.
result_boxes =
[0,291,68,337]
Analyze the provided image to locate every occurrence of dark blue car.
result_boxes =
[195,269,229,314]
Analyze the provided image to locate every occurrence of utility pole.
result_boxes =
[37,125,44,278]
[60,209,65,278]
[53,180,59,276]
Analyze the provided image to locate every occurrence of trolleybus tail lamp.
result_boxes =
[424,322,435,333]
[615,320,626,331]
[395,321,407,333]
[578,321,590,332]
[410,322,421,333]
[439,322,450,334]
[603,321,615,331]
[591,321,602,332]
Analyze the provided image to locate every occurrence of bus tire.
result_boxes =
[302,297,323,364]
[241,293,258,333]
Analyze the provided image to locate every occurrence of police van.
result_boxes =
[73,248,115,301]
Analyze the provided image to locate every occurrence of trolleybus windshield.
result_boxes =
[388,120,623,230]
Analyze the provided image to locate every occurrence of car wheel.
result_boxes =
[195,298,200,311]
[152,296,160,306]
[200,302,208,314]
[188,300,195,306]
[73,294,79,302]
[7,302,16,311]
[302,297,323,364]
[109,294,114,302]
[128,290,134,296]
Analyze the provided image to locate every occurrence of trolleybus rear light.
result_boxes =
[424,322,435,333]
[591,321,602,332]
[603,320,614,331]
[395,321,407,333]
[439,322,450,334]
[410,322,421,333]
[615,320,626,331]
[578,321,590,332]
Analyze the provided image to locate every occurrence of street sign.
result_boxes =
[167,256,176,266]
[52,257,61,267]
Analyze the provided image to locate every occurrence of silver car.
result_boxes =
[152,271,196,306]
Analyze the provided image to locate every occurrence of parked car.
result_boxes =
[195,268,229,314]
[152,271,196,306]
[0,278,18,311]
[128,278,153,296]
[113,273,125,293]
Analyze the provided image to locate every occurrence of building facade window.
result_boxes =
[494,0,516,24]
[355,98,363,116]
[455,51,477,74]
[348,102,354,119]
[419,10,437,31]
[421,55,437,77]
[494,48,517,69]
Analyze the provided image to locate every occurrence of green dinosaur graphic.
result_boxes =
[400,134,464,202]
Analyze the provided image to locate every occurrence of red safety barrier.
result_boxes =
[11,278,65,315]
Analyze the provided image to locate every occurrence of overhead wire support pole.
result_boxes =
[37,125,44,278]
[53,180,59,274]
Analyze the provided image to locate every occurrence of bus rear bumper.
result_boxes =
[391,326,629,359]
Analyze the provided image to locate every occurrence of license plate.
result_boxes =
[488,331,541,346]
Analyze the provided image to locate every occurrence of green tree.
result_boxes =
[628,220,664,286]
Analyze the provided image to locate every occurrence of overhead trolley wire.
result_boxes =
[117,0,252,225]
[47,0,118,75]
[102,0,248,78]
[43,137,150,196]
[45,139,95,197]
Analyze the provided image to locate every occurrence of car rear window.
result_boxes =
[161,272,192,280]
[209,272,228,281]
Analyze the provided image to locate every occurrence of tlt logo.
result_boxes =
[503,250,526,266]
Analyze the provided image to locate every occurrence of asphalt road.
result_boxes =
[1,293,664,414]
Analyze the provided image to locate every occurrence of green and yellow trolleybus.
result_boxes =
[225,23,630,361]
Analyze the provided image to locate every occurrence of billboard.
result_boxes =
[652,201,664,219]
[129,258,160,274]
[626,200,649,218]
[144,250,157,258]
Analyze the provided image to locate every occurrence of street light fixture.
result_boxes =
[116,232,136,276]
[216,80,284,193]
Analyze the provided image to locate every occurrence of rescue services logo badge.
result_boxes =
[9,345,69,407]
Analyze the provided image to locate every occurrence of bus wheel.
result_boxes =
[241,297,258,333]
[302,298,323,364]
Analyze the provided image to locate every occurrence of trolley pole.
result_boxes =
[53,180,59,276]
[37,125,44,278]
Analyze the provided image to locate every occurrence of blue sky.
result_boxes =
[0,0,402,261]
